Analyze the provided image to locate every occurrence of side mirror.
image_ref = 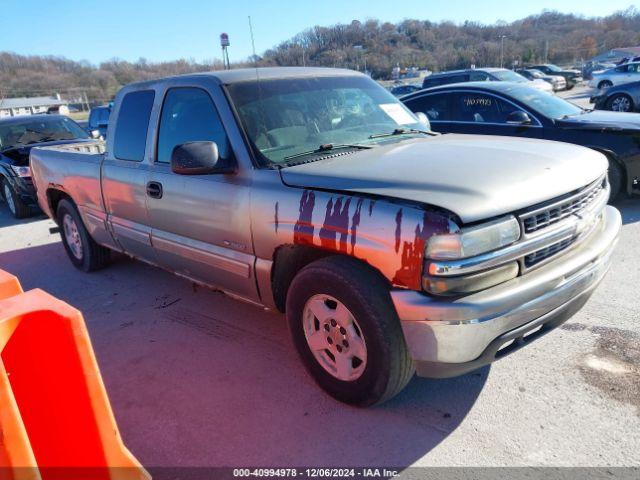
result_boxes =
[506,111,532,125]
[415,111,431,131]
[90,130,101,139]
[170,141,234,175]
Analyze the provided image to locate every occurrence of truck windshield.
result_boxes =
[0,116,89,150]
[505,85,583,119]
[226,75,426,166]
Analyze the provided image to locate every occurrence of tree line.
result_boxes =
[1,8,639,103]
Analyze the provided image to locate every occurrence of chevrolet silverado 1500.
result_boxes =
[30,67,621,406]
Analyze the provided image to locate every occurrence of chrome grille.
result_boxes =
[524,238,574,268]
[520,178,605,234]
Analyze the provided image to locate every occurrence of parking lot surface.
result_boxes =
[1,182,639,467]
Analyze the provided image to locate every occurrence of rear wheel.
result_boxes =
[1,179,30,219]
[607,93,634,112]
[286,256,415,406]
[598,80,613,90]
[57,198,111,272]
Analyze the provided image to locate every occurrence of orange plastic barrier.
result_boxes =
[0,270,22,301]
[0,272,149,480]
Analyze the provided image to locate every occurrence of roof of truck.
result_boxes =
[125,67,365,91]
[208,67,364,84]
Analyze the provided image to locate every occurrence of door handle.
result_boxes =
[146,181,163,199]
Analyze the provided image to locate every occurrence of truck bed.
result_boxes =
[30,140,106,220]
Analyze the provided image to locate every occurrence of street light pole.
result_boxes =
[499,35,507,68]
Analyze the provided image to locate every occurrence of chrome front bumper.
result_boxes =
[390,205,621,378]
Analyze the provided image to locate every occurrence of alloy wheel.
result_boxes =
[302,294,367,382]
[62,213,84,260]
[3,183,16,216]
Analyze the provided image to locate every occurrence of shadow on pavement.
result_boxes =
[0,242,487,468]
[0,205,47,228]
[612,197,640,225]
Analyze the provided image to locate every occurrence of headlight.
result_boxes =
[425,215,521,260]
[10,165,31,177]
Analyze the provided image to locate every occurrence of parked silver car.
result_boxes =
[589,62,640,90]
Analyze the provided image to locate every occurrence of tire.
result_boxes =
[286,256,414,406]
[607,160,624,202]
[598,80,613,90]
[56,198,111,272]
[607,93,634,112]
[566,83,574,90]
[2,178,30,219]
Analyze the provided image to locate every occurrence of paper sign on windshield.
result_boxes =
[379,103,416,125]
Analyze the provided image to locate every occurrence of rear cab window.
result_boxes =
[113,90,155,161]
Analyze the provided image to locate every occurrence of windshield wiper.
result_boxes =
[369,128,433,139]
[283,143,372,162]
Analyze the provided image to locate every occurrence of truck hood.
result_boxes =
[556,110,640,132]
[279,135,607,224]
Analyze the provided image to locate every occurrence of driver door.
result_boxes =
[145,86,257,300]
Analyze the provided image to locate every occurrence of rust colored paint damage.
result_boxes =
[393,212,450,290]
[293,190,316,245]
[319,197,352,253]
[350,198,364,255]
[394,208,403,254]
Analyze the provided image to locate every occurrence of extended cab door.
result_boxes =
[145,84,257,300]
[101,89,158,263]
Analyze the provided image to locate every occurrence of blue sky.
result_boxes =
[0,0,635,64]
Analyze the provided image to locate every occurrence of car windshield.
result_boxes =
[226,75,426,166]
[491,70,528,83]
[0,116,89,150]
[546,65,562,72]
[506,85,582,119]
[527,70,544,79]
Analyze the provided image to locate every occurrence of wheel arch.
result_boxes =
[269,244,391,313]
[46,187,74,223]
[587,147,629,194]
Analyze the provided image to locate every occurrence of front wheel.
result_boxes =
[2,179,30,219]
[608,160,624,202]
[286,256,415,406]
[57,198,111,272]
[607,93,634,112]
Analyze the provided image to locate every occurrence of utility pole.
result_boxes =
[544,39,549,63]
[499,35,507,68]
[220,33,231,69]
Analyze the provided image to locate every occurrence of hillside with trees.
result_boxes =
[1,8,639,103]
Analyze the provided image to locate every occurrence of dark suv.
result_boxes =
[87,105,111,138]
[422,68,528,89]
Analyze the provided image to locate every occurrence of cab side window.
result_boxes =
[114,90,155,161]
[450,93,522,124]
[156,87,233,164]
[404,94,451,121]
